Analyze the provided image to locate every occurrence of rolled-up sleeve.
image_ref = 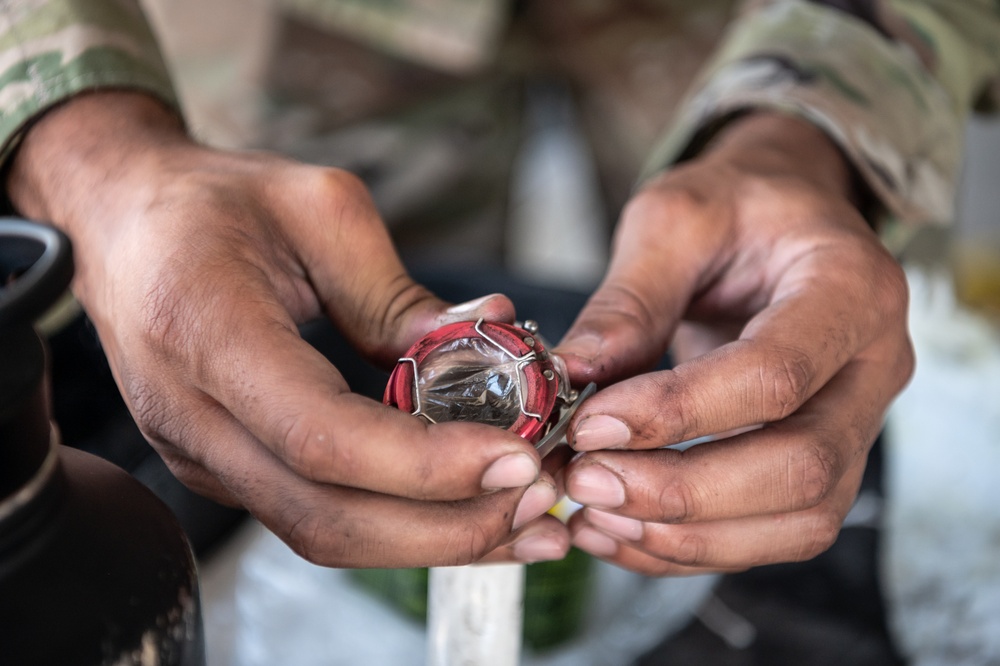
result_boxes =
[644,0,1000,228]
[0,0,178,165]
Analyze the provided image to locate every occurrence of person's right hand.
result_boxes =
[7,92,569,568]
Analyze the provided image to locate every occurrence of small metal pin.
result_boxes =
[535,382,597,458]
[522,320,539,334]
[543,369,555,381]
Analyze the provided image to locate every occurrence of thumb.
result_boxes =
[392,291,518,357]
[281,167,515,364]
[554,279,678,387]
[554,193,709,385]
[328,263,516,367]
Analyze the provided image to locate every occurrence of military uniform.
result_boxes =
[2,0,999,238]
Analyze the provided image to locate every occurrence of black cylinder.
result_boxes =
[0,217,205,665]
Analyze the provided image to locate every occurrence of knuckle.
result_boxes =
[317,166,368,198]
[758,348,815,421]
[304,167,376,219]
[282,416,357,483]
[896,335,917,389]
[138,271,201,361]
[283,509,345,566]
[856,244,909,329]
[664,531,709,567]
[366,277,436,356]
[872,254,909,317]
[797,508,843,560]
[410,457,440,501]
[156,453,220,499]
[459,523,496,565]
[624,180,706,226]
[282,505,391,568]
[653,477,697,523]
[454,495,516,564]
[625,375,698,446]
[788,443,841,509]
[657,379,701,444]
[122,366,187,444]
[436,512,496,566]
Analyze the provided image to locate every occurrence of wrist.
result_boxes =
[700,111,861,207]
[6,91,191,230]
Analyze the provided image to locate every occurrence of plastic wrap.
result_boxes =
[416,337,527,427]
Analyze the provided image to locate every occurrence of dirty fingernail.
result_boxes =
[513,534,567,563]
[573,526,619,557]
[482,452,539,490]
[585,508,644,541]
[567,464,625,508]
[512,479,558,530]
[573,415,631,451]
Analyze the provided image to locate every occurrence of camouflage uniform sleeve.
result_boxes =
[643,0,1000,230]
[0,0,178,166]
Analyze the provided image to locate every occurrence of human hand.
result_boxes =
[8,92,568,568]
[554,112,914,575]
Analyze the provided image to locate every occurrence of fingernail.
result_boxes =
[554,333,603,362]
[567,463,625,508]
[512,534,567,563]
[446,294,500,315]
[573,415,631,451]
[482,453,539,490]
[585,508,643,541]
[573,526,619,557]
[512,479,558,530]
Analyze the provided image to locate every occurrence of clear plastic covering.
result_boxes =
[415,337,527,427]
[548,351,571,403]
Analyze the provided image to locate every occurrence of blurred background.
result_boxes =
[57,0,1000,663]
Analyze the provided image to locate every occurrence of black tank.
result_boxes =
[0,218,205,666]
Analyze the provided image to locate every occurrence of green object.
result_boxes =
[350,548,593,652]
[351,565,430,622]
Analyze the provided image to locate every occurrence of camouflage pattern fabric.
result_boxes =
[256,1,736,258]
[644,0,1000,229]
[0,0,176,165]
[2,0,1000,232]
[274,0,508,74]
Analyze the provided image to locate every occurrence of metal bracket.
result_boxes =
[534,382,597,459]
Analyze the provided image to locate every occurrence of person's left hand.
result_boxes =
[552,112,914,575]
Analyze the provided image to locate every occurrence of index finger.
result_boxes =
[243,333,542,500]
[569,244,909,450]
[565,350,906,527]
[554,186,724,385]
[142,278,543,501]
